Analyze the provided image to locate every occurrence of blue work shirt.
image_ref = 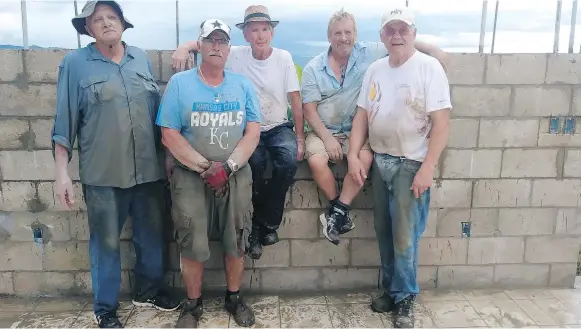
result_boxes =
[301,41,387,135]
[155,68,262,162]
[51,42,165,188]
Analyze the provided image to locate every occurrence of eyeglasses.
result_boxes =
[383,25,413,37]
[202,37,229,45]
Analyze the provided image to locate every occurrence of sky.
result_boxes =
[1,0,581,65]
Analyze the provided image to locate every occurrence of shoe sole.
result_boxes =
[339,223,355,235]
[370,303,394,313]
[319,213,339,245]
[132,300,181,311]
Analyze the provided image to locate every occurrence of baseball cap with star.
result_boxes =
[199,19,231,40]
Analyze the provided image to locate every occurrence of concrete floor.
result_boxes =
[2,289,581,328]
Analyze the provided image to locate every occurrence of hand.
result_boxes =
[432,49,449,72]
[296,138,305,161]
[200,161,232,192]
[347,154,367,187]
[410,164,435,199]
[55,172,75,210]
[214,184,229,198]
[172,46,193,72]
[322,136,342,162]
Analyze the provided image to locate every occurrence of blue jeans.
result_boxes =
[83,181,165,316]
[371,154,430,303]
[249,122,298,231]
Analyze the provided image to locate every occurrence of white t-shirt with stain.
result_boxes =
[357,50,452,162]
[226,46,300,132]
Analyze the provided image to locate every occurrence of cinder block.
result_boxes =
[564,150,581,177]
[350,181,374,209]
[501,149,559,178]
[0,272,14,294]
[0,50,24,82]
[549,263,578,288]
[6,211,72,242]
[0,84,57,116]
[0,242,42,270]
[203,241,224,269]
[13,271,75,295]
[546,54,581,84]
[1,182,37,212]
[321,268,378,290]
[0,119,29,150]
[38,181,86,211]
[437,265,494,288]
[202,269,258,291]
[25,49,68,83]
[31,119,54,149]
[343,210,376,238]
[278,210,319,239]
[350,239,379,266]
[468,237,524,264]
[1,150,52,180]
[160,51,176,83]
[74,271,92,293]
[572,88,581,115]
[472,179,531,208]
[419,238,468,265]
[556,209,581,234]
[469,209,499,236]
[291,181,325,209]
[246,240,290,268]
[479,119,539,147]
[451,86,511,117]
[260,268,320,291]
[290,239,349,266]
[525,236,581,263]
[42,242,90,270]
[447,53,485,85]
[442,150,502,179]
[494,264,550,287]
[512,87,571,117]
[418,266,438,288]
[498,208,556,236]
[146,50,161,81]
[120,241,135,270]
[531,179,581,207]
[486,54,547,85]
[436,209,470,237]
[68,212,91,240]
[538,118,581,147]
[430,180,472,208]
[448,119,479,148]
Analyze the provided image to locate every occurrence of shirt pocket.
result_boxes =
[80,74,112,106]
[134,71,161,119]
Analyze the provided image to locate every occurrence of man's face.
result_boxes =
[328,18,356,58]
[380,20,416,55]
[243,21,274,50]
[198,30,230,67]
[85,4,124,45]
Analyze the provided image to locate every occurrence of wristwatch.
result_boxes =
[227,159,239,172]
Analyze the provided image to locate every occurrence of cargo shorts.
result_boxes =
[169,164,253,262]
[305,131,371,161]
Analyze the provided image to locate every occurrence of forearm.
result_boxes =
[178,40,199,53]
[423,119,449,168]
[54,143,70,177]
[162,129,209,173]
[289,92,305,140]
[304,103,333,141]
[347,108,369,158]
[415,40,439,56]
[228,128,260,167]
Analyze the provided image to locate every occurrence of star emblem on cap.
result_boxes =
[212,20,222,28]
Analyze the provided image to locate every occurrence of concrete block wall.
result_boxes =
[1,49,581,297]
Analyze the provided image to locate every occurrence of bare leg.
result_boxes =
[308,154,337,200]
[180,256,204,298]
[339,149,374,204]
[224,255,244,291]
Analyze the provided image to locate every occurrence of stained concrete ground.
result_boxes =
[3,289,581,328]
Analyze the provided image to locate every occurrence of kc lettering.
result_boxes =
[210,128,229,149]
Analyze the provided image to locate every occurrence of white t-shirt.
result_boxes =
[226,46,300,132]
[357,51,452,162]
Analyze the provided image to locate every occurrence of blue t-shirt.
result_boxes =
[155,68,262,162]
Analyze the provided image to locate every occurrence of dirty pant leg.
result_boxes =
[249,122,298,231]
[128,181,165,299]
[372,154,430,304]
[83,184,131,316]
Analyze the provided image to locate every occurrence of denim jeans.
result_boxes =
[83,181,165,316]
[371,153,430,304]
[249,122,298,231]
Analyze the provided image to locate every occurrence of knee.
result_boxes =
[249,152,266,170]
[273,154,298,177]
[307,154,329,172]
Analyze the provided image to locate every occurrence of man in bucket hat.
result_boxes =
[171,5,304,260]
[157,18,261,328]
[51,1,181,327]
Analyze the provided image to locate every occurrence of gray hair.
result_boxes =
[327,8,357,38]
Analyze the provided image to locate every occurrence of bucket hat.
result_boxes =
[235,5,279,29]
[72,0,134,36]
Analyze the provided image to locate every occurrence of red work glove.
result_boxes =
[200,161,232,193]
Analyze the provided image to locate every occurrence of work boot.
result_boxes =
[260,228,279,246]
[176,298,203,328]
[247,225,263,260]
[94,312,123,328]
[393,295,415,328]
[225,293,255,327]
[132,290,181,311]
[370,292,395,313]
